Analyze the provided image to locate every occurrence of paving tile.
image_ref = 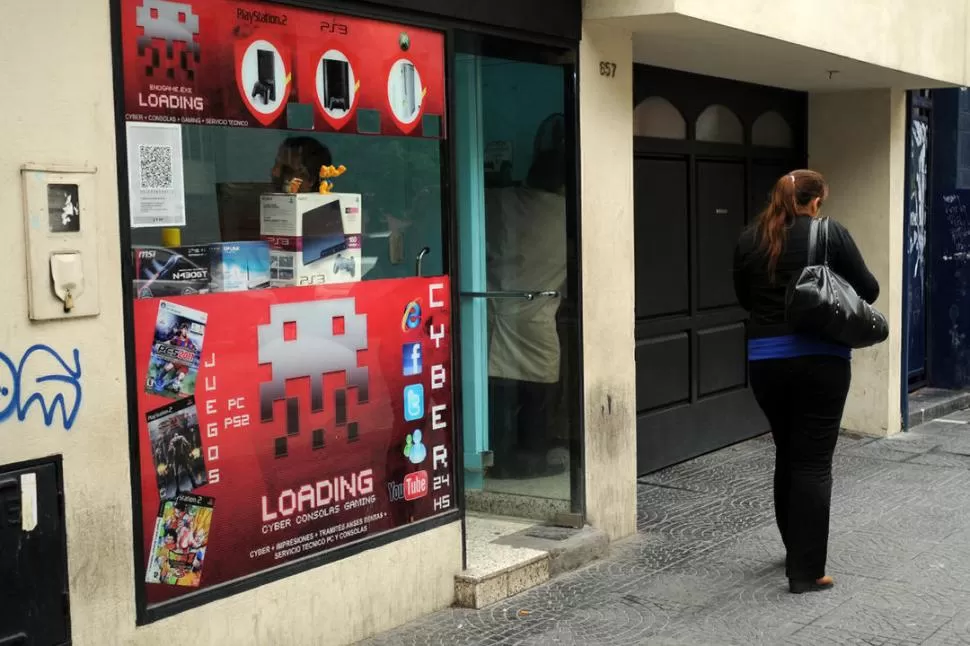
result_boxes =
[812,600,951,643]
[783,624,925,646]
[851,579,970,619]
[825,530,936,579]
[891,543,970,592]
[730,571,874,626]
[922,614,970,646]
[651,601,804,646]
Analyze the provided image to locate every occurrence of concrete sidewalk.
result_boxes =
[360,410,970,645]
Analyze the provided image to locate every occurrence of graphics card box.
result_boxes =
[133,245,211,299]
[259,192,362,287]
[208,241,271,292]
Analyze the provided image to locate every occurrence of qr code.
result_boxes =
[139,144,173,190]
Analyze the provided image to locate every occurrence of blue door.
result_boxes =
[906,98,930,388]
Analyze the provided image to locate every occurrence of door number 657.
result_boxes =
[599,61,617,78]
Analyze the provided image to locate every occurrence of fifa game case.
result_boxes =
[145,300,208,400]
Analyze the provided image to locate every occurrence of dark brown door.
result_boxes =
[634,156,765,474]
[632,64,806,475]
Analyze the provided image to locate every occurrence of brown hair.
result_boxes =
[757,169,829,278]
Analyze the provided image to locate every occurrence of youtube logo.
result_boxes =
[403,471,428,501]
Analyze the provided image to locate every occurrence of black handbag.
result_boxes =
[785,217,889,349]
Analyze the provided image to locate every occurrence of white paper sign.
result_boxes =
[126,122,186,228]
[20,473,37,532]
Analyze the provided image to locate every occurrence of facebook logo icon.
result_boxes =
[402,343,423,376]
[404,384,424,421]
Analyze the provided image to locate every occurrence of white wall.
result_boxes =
[0,1,461,644]
[808,89,906,436]
[579,22,638,540]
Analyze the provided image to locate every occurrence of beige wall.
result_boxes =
[808,89,906,436]
[579,22,639,540]
[0,2,462,644]
[586,0,969,87]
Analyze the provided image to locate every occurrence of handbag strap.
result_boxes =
[821,217,830,266]
[807,217,830,266]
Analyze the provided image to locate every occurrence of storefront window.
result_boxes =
[119,0,455,619]
[129,127,444,284]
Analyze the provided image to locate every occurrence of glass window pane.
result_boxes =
[752,111,794,148]
[130,127,444,289]
[634,96,686,139]
[696,104,743,144]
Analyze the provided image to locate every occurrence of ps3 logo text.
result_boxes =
[320,20,349,35]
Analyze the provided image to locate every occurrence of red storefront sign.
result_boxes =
[119,0,446,137]
[133,277,454,604]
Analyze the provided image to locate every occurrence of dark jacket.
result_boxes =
[733,215,880,340]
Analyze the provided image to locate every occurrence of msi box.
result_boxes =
[132,245,211,299]
[208,241,271,292]
[259,192,362,287]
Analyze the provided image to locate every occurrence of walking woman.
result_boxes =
[733,170,880,594]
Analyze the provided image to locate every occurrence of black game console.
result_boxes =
[251,49,277,105]
[322,59,351,112]
[301,200,346,265]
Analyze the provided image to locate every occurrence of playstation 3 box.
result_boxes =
[259,192,362,287]
[208,241,271,292]
[132,245,211,299]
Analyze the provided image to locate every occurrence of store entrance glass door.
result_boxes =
[454,34,582,522]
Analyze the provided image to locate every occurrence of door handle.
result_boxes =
[460,290,560,301]
[415,247,430,277]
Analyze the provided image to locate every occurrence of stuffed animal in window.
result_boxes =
[318,164,347,194]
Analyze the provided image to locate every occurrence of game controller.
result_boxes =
[333,254,355,278]
[327,96,349,112]
[252,80,276,105]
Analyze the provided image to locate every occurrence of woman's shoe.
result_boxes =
[789,576,834,594]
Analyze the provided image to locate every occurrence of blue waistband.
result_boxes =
[748,335,850,361]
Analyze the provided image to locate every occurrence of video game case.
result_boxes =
[145,300,208,400]
[146,397,208,500]
[145,492,214,587]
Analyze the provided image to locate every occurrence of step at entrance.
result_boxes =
[455,514,608,609]
[908,388,970,428]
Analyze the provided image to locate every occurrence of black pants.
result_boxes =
[749,355,850,581]
[488,377,558,476]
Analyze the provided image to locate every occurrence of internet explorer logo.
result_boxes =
[402,300,422,331]
[402,343,422,376]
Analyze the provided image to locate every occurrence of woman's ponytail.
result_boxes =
[756,169,828,280]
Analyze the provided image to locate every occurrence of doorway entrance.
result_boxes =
[453,34,583,523]
[905,90,932,394]
[633,65,807,475]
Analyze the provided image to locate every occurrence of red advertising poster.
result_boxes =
[119,0,446,137]
[133,278,454,604]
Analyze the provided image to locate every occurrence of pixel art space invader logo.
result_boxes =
[135,0,202,80]
[402,343,422,377]
[257,299,369,455]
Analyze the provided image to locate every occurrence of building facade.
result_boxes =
[0,0,968,645]
[582,0,970,476]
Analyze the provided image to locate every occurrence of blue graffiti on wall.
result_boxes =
[0,345,82,430]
